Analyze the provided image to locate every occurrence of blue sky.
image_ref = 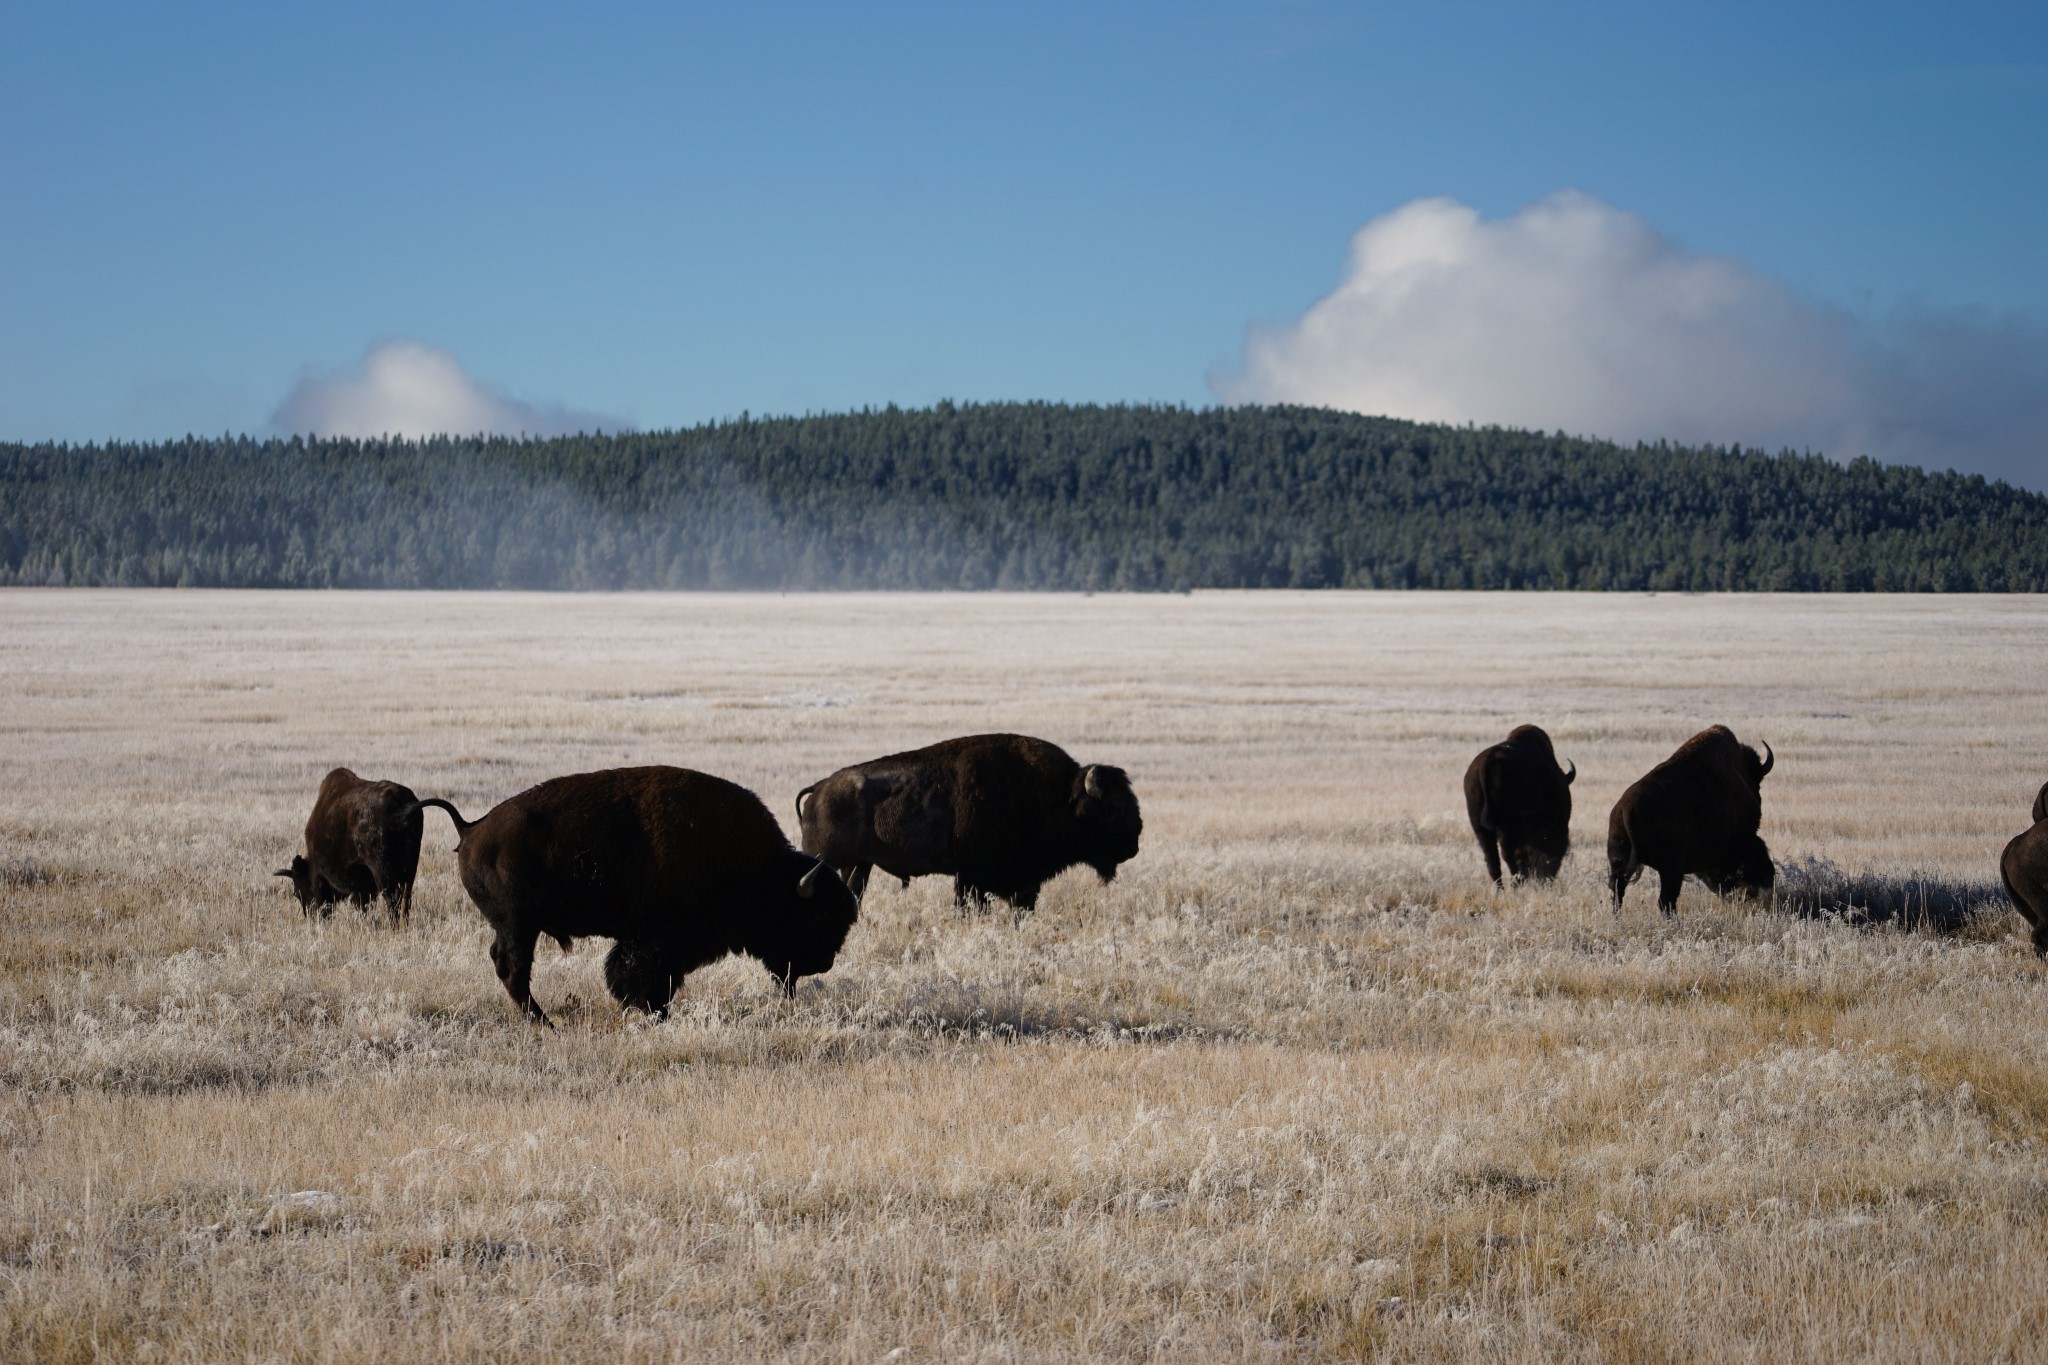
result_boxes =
[3,2,2044,480]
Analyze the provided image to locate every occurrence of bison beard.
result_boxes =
[797,733,1143,914]
[1607,725,1775,915]
[275,767,425,925]
[603,939,691,1015]
[1463,724,1575,887]
[422,767,858,1027]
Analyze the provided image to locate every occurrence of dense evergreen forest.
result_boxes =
[2,403,2043,590]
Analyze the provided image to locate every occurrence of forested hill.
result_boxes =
[3,403,2044,591]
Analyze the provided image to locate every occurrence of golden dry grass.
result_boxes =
[3,589,2047,1362]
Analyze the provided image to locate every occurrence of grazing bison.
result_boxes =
[1463,725,1576,886]
[796,733,1142,912]
[275,767,425,923]
[1607,726,1775,915]
[420,766,857,1027]
[1999,822,2048,957]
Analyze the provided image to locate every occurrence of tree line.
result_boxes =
[2,403,2044,591]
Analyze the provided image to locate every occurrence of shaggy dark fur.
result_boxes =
[275,767,425,924]
[420,767,856,1027]
[1999,822,2048,957]
[1607,725,1775,915]
[796,733,1143,912]
[1463,724,1575,887]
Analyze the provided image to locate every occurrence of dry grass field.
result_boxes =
[4,590,2048,1362]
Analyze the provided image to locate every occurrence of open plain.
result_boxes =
[3,589,2046,1362]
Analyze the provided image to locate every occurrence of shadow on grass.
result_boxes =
[1774,856,2010,935]
[819,982,1227,1045]
[0,858,53,887]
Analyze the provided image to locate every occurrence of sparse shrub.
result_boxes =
[0,857,51,887]
[1774,855,2009,933]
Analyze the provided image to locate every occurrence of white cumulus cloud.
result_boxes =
[271,340,627,440]
[1214,192,2048,487]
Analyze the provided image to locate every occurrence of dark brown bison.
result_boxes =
[796,733,1141,912]
[274,767,425,923]
[1998,822,2048,956]
[1607,726,1775,915]
[2031,781,2048,824]
[1463,725,1575,886]
[420,766,857,1027]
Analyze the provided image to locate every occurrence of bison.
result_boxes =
[274,767,425,923]
[1999,822,2048,957]
[1607,726,1775,915]
[796,733,1141,912]
[2031,781,2048,825]
[1463,725,1576,886]
[419,766,857,1027]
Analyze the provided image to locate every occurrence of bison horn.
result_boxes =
[797,860,827,898]
[1758,741,1774,778]
[1563,760,1576,786]
[1083,765,1103,798]
[273,869,293,878]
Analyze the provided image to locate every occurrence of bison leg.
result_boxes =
[953,877,987,913]
[2020,891,2048,959]
[1655,868,1684,917]
[488,926,553,1028]
[379,875,411,928]
[1607,859,1631,914]
[1476,829,1504,888]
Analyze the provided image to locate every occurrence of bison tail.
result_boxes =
[414,797,474,838]
[1605,816,1640,895]
[794,783,818,827]
[1605,819,1634,873]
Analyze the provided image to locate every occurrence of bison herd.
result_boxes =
[278,734,1142,1025]
[275,724,2045,1025]
[1462,722,1775,913]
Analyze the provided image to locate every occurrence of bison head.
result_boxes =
[1071,764,1143,882]
[1512,828,1570,882]
[742,852,861,992]
[1748,740,1774,788]
[273,856,326,916]
[1701,835,1776,902]
[1514,757,1575,881]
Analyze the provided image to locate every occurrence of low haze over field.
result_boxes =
[2,3,2043,483]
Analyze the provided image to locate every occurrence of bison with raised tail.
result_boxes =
[275,767,425,924]
[1463,725,1575,886]
[796,733,1142,912]
[1607,726,1775,915]
[420,766,858,1027]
